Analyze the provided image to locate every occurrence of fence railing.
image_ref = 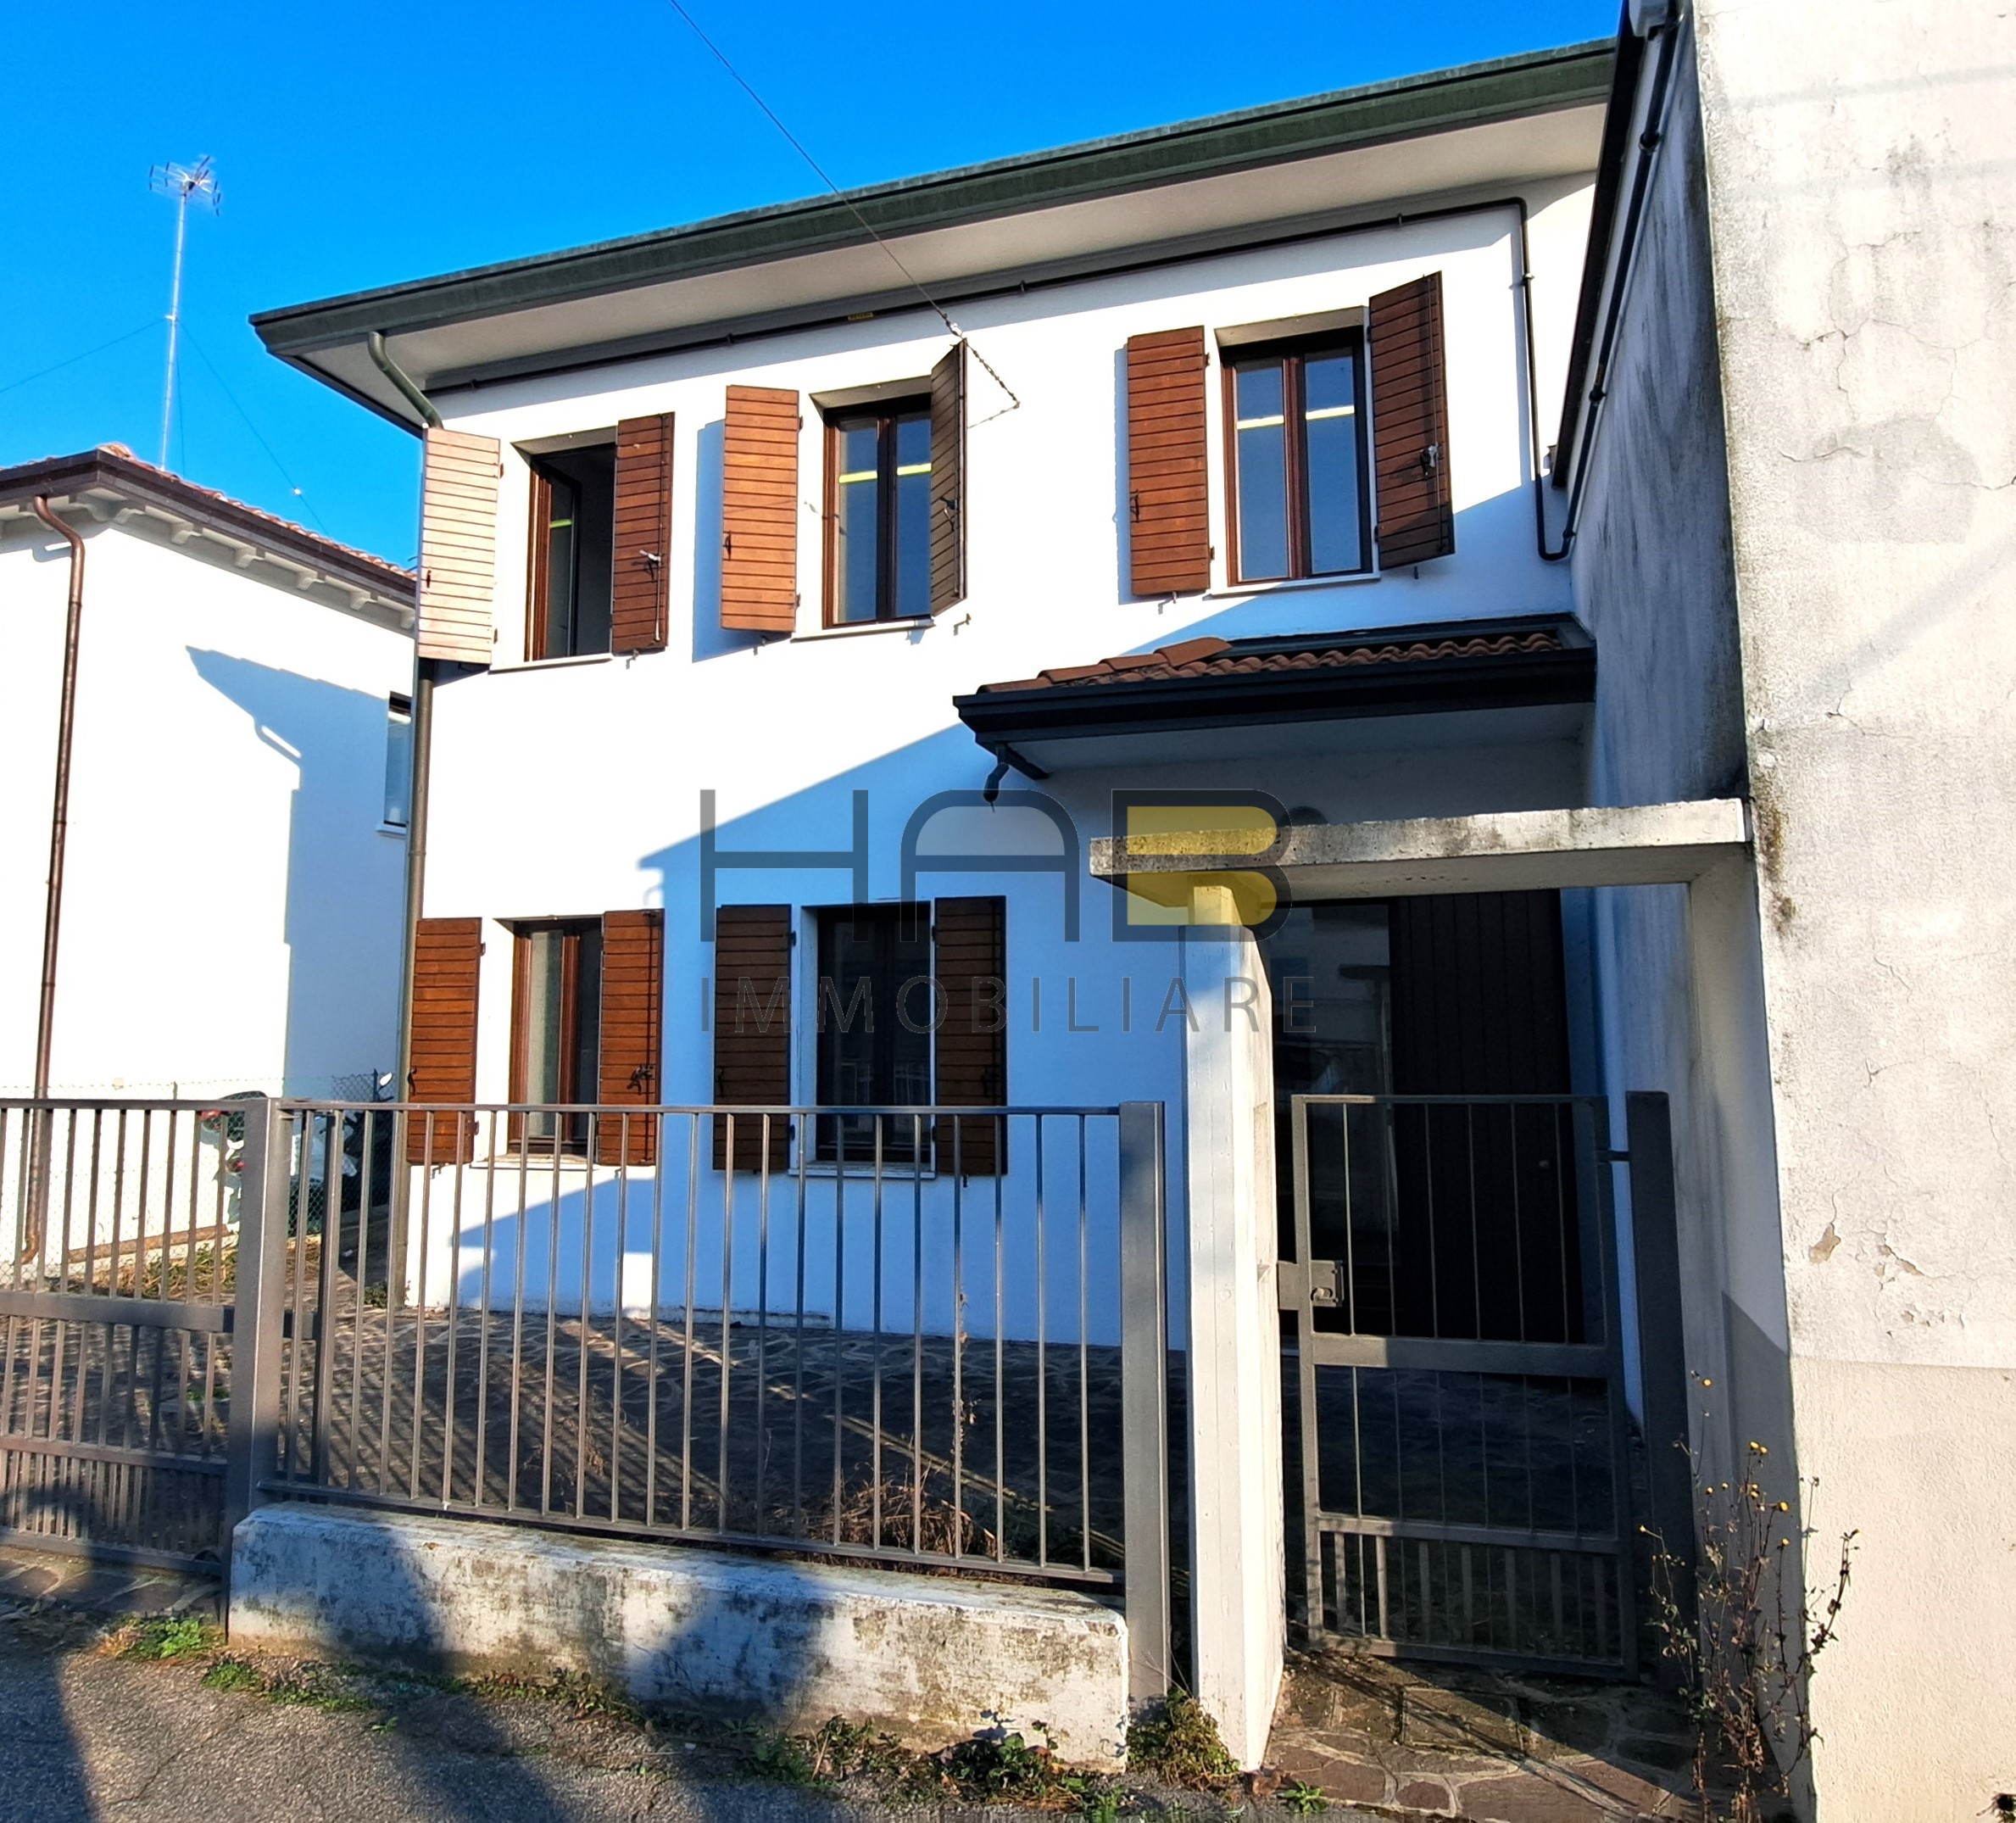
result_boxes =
[254,1099,1172,1698]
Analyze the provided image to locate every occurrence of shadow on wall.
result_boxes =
[186,650,404,1096]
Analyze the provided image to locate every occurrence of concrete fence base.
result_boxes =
[229,1503,1129,1764]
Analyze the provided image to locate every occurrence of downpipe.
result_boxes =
[24,495,87,1257]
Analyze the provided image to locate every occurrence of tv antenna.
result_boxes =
[149,156,220,469]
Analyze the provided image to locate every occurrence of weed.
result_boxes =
[115,1616,220,1661]
[200,1658,264,1693]
[1280,1776,1328,1814]
[264,1663,374,1713]
[1647,1397,1857,1823]
[1126,1692,1237,1788]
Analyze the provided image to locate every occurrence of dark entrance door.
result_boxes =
[1263,892,1640,1673]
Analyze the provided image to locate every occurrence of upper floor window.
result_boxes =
[825,402,933,624]
[526,442,615,658]
[1223,334,1369,583]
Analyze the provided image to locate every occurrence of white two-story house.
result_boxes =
[251,37,1789,1780]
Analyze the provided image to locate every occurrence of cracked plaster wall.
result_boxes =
[1692,1,2016,1812]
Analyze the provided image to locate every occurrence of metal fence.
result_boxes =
[255,1100,1172,1698]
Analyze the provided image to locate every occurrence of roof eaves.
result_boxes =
[252,41,1613,356]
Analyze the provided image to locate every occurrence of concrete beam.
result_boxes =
[1091,799,1750,901]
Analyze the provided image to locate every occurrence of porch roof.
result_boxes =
[952,613,1592,775]
[1089,799,1751,900]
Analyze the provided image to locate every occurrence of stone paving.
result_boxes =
[1265,1647,1696,1822]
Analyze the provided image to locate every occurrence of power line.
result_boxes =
[181,325,331,534]
[0,321,159,399]
[656,0,1021,413]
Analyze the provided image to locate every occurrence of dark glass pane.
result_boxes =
[1234,362,1289,580]
[816,906,931,1160]
[1304,353,1363,574]
[833,421,881,624]
[894,412,933,619]
[566,443,615,654]
[572,925,602,1109]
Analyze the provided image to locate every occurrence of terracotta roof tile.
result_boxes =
[977,627,1562,694]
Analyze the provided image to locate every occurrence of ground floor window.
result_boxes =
[510,918,603,1152]
[814,903,933,1160]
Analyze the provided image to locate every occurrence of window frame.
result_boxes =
[810,901,934,1162]
[524,442,616,661]
[507,917,604,1155]
[821,399,933,627]
[1220,330,1373,586]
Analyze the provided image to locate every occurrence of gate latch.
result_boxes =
[1307,1261,1345,1308]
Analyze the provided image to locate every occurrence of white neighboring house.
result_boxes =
[0,445,415,1102]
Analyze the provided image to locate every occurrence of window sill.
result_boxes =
[376,823,409,839]
[790,616,933,644]
[1203,571,1381,603]
[489,651,616,675]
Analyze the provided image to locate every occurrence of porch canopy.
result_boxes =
[951,613,1593,778]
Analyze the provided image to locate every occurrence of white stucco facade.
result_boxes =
[0,461,413,1101]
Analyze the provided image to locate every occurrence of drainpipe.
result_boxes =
[25,495,86,1257]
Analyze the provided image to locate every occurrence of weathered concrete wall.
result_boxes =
[230,1504,1128,1765]
[1567,30,1787,1490]
[1689,1,2016,1811]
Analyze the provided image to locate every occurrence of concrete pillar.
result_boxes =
[1178,923,1284,1768]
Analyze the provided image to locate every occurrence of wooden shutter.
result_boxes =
[407,917,481,1164]
[933,896,1006,1176]
[596,909,664,1166]
[712,905,792,1170]
[1369,271,1455,568]
[928,341,966,613]
[611,415,673,653]
[721,386,799,634]
[417,429,500,664]
[1125,327,1211,597]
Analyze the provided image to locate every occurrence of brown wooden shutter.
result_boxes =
[721,386,799,634]
[932,896,1006,1176]
[1125,327,1211,597]
[611,415,673,653]
[1369,271,1455,568]
[407,917,481,1164]
[712,905,792,1171]
[928,341,966,613]
[596,909,664,1166]
[417,429,500,664]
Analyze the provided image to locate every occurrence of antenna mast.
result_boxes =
[149,156,220,470]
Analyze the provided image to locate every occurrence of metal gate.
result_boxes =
[0,1098,295,1575]
[1280,1092,1667,1675]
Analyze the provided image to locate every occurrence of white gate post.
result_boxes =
[1179,921,1284,1768]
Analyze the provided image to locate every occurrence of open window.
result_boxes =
[526,441,615,658]
[1222,331,1370,583]
[382,693,412,828]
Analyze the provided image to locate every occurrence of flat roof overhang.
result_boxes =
[953,614,1594,778]
[250,42,1611,427]
[1092,799,1752,905]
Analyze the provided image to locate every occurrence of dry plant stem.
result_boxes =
[1646,1401,1857,1823]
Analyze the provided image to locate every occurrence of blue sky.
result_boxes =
[0,1,1612,566]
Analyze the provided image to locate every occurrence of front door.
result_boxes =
[1261,892,1639,1673]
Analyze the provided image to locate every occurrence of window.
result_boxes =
[825,402,933,624]
[815,904,933,1160]
[526,443,615,657]
[1224,334,1369,583]
[382,694,412,828]
[510,920,603,1152]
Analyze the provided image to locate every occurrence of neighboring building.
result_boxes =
[245,8,2013,1815]
[0,446,415,1101]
